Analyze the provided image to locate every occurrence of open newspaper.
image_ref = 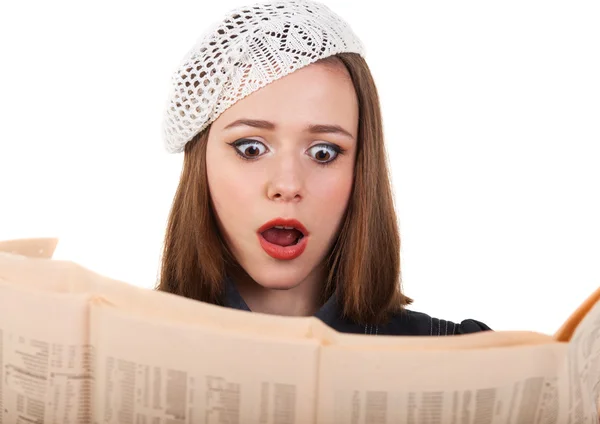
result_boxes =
[0,237,598,424]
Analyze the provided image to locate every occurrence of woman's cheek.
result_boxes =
[310,171,353,204]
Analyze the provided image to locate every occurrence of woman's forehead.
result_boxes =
[212,63,358,135]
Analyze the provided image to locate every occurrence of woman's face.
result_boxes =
[206,61,358,290]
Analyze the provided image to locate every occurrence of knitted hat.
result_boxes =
[162,0,365,153]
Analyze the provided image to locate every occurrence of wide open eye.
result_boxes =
[231,139,268,160]
[306,144,340,164]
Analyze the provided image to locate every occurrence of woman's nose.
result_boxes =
[266,155,304,202]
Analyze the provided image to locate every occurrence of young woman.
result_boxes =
[157,0,491,336]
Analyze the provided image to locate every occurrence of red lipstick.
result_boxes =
[257,218,309,260]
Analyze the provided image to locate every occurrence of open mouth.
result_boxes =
[257,218,309,260]
[260,226,305,246]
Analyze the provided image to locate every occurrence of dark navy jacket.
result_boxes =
[223,277,492,336]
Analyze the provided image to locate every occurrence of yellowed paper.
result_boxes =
[559,296,600,422]
[0,248,317,340]
[554,285,600,342]
[90,300,320,424]
[316,342,567,424]
[0,281,93,422]
[1,237,599,422]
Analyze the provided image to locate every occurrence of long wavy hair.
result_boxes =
[156,53,412,325]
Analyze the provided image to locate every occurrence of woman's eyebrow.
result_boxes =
[223,119,354,139]
[308,123,354,140]
[224,119,275,131]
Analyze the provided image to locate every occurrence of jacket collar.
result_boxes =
[223,275,339,326]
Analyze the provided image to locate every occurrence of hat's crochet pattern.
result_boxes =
[162,0,365,153]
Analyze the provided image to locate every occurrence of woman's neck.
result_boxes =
[231,267,324,317]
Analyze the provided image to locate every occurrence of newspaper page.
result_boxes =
[559,295,600,423]
[0,253,98,295]
[89,274,320,342]
[1,242,319,341]
[316,338,567,424]
[90,299,321,424]
[554,286,600,342]
[0,281,93,423]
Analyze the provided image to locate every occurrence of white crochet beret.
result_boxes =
[162,0,366,153]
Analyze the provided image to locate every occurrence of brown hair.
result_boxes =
[156,53,412,325]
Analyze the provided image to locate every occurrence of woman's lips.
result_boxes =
[257,218,309,237]
[257,217,309,260]
[258,232,308,260]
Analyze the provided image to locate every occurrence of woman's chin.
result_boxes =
[247,268,308,291]
[254,277,303,291]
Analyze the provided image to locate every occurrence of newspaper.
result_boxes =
[90,298,320,423]
[0,238,598,423]
[0,280,93,423]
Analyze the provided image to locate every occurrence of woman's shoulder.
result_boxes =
[376,308,492,336]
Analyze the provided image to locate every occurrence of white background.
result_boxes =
[0,0,598,335]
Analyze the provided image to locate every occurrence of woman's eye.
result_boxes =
[232,139,268,159]
[307,144,339,164]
